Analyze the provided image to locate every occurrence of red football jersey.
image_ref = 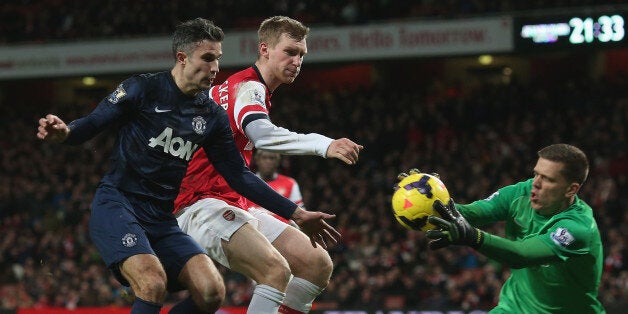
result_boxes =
[251,173,304,208]
[174,66,271,213]
[247,173,304,223]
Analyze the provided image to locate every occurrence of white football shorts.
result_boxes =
[176,198,289,268]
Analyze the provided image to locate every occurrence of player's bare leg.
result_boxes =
[173,253,225,313]
[223,223,291,313]
[273,226,333,313]
[120,254,167,313]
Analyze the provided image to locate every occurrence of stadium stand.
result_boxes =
[0,1,627,313]
[1,0,627,44]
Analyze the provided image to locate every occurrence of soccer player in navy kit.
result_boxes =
[36,18,340,314]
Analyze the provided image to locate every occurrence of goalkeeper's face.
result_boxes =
[530,158,575,215]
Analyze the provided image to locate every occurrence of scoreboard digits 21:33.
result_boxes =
[515,12,627,50]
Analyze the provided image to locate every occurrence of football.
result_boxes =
[391,171,450,231]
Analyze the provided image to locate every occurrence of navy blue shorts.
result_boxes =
[89,185,205,291]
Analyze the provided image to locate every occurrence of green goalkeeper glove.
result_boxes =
[426,199,484,250]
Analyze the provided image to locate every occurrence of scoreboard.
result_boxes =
[514,12,627,51]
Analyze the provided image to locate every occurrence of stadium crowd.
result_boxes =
[0,72,626,311]
[1,0,627,44]
[1,0,627,312]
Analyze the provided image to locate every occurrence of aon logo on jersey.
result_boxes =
[148,127,199,161]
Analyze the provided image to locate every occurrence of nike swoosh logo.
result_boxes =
[154,107,171,113]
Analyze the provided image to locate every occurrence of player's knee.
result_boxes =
[121,255,169,301]
[194,283,225,313]
[262,252,292,287]
[289,248,333,288]
[181,254,226,312]
[133,270,168,301]
[310,250,333,286]
[319,252,334,281]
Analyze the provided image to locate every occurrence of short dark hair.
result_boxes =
[538,144,589,185]
[258,16,309,47]
[172,18,224,60]
[255,150,281,159]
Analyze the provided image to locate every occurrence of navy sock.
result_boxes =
[131,297,162,314]
[169,296,202,314]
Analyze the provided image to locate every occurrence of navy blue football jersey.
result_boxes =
[65,71,295,216]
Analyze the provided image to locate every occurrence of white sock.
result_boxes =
[248,284,286,314]
[282,277,324,313]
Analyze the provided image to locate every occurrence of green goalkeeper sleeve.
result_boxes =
[479,234,560,269]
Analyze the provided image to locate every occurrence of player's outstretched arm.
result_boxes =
[290,207,341,249]
[429,203,561,268]
[326,138,364,165]
[478,235,560,269]
[244,119,363,163]
[37,114,69,143]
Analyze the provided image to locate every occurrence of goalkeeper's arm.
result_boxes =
[478,234,560,269]
[427,200,560,269]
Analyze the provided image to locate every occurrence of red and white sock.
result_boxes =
[279,277,324,313]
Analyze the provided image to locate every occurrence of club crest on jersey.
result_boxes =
[108,84,127,104]
[121,233,137,247]
[550,227,575,247]
[222,210,235,221]
[192,116,206,135]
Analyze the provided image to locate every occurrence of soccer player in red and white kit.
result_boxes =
[255,150,304,206]
[174,16,362,313]
[252,150,304,223]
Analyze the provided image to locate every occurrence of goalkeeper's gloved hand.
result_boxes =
[426,199,484,250]
[394,168,440,188]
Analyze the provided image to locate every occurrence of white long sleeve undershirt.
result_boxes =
[244,118,333,157]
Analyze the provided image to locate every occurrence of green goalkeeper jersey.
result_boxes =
[457,179,605,314]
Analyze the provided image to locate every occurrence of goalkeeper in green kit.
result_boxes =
[424,144,605,313]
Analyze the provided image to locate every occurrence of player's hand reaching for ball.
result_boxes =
[326,138,363,165]
[37,114,69,143]
[426,199,484,250]
[291,207,341,249]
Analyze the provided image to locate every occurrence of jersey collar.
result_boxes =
[252,64,272,97]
